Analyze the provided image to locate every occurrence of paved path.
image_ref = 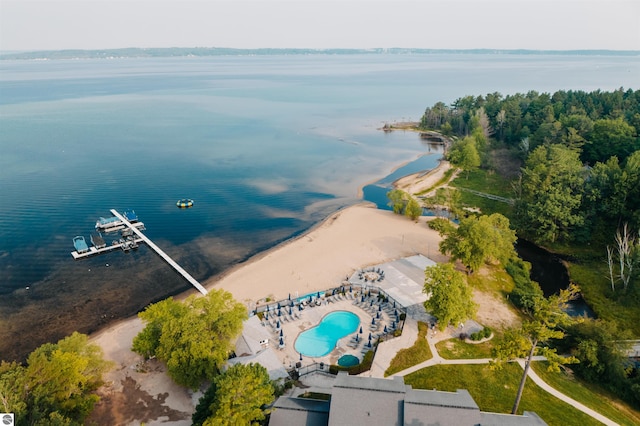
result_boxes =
[518,360,619,426]
[372,327,618,425]
[368,317,419,378]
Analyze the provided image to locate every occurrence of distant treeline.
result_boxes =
[1,47,639,60]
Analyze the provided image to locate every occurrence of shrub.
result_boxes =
[506,257,543,312]
[428,217,455,235]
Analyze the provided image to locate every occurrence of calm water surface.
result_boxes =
[1,53,637,359]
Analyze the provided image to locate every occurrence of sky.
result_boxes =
[1,0,639,52]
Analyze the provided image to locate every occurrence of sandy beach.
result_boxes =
[88,160,454,424]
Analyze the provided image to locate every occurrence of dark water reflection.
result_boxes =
[515,239,595,318]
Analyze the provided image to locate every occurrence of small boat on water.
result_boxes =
[73,236,89,253]
[176,199,194,208]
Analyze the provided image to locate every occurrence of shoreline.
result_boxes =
[87,157,452,424]
[90,158,451,342]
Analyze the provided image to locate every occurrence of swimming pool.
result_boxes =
[295,311,360,357]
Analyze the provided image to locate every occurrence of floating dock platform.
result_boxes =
[71,236,144,259]
[71,209,208,295]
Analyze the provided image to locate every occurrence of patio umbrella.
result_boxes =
[288,293,291,300]
[367,341,372,348]
[277,320,280,328]
[277,302,281,308]
[361,295,365,302]
[368,333,372,340]
[299,353,303,361]
[289,307,293,315]
[290,300,294,307]
[332,289,336,295]
[384,325,388,333]
[349,286,352,293]
[371,318,376,325]
[317,291,321,298]
[309,295,312,303]
[265,313,269,320]
[370,300,373,306]
[280,329,283,337]
[355,334,359,342]
[298,304,303,311]
[393,320,397,328]
[359,326,363,334]
[376,312,380,319]
[378,305,382,312]
[279,337,284,346]
[393,301,396,308]
[278,310,282,317]
[394,309,398,317]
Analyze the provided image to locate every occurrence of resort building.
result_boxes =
[268,372,547,426]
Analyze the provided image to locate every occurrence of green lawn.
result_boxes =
[404,363,602,426]
[531,361,640,426]
[450,168,515,217]
[384,321,432,376]
[466,263,516,296]
[436,337,494,359]
[451,168,515,198]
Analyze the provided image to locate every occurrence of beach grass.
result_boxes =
[415,167,457,196]
[404,363,602,425]
[530,361,640,426]
[384,321,432,376]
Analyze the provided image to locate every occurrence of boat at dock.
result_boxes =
[90,233,106,249]
[73,236,89,253]
[71,208,208,295]
[95,209,140,232]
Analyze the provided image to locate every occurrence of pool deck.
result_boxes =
[263,292,402,370]
[237,255,443,378]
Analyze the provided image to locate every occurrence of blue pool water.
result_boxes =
[295,311,360,357]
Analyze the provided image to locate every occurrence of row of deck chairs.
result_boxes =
[325,292,356,303]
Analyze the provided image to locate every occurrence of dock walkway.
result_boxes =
[110,209,208,295]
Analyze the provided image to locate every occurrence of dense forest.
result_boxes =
[420,88,640,243]
[419,87,640,409]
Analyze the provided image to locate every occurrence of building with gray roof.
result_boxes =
[269,372,547,426]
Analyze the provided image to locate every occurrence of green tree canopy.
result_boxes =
[423,263,477,331]
[515,144,585,244]
[387,189,409,214]
[196,363,275,426]
[132,290,247,390]
[447,136,481,178]
[0,332,111,425]
[583,117,638,165]
[439,213,517,274]
[404,197,423,221]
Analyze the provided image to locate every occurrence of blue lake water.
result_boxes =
[1,53,638,360]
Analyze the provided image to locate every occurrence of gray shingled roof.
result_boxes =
[269,397,329,426]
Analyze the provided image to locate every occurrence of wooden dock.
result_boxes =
[110,209,208,295]
[71,237,144,259]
